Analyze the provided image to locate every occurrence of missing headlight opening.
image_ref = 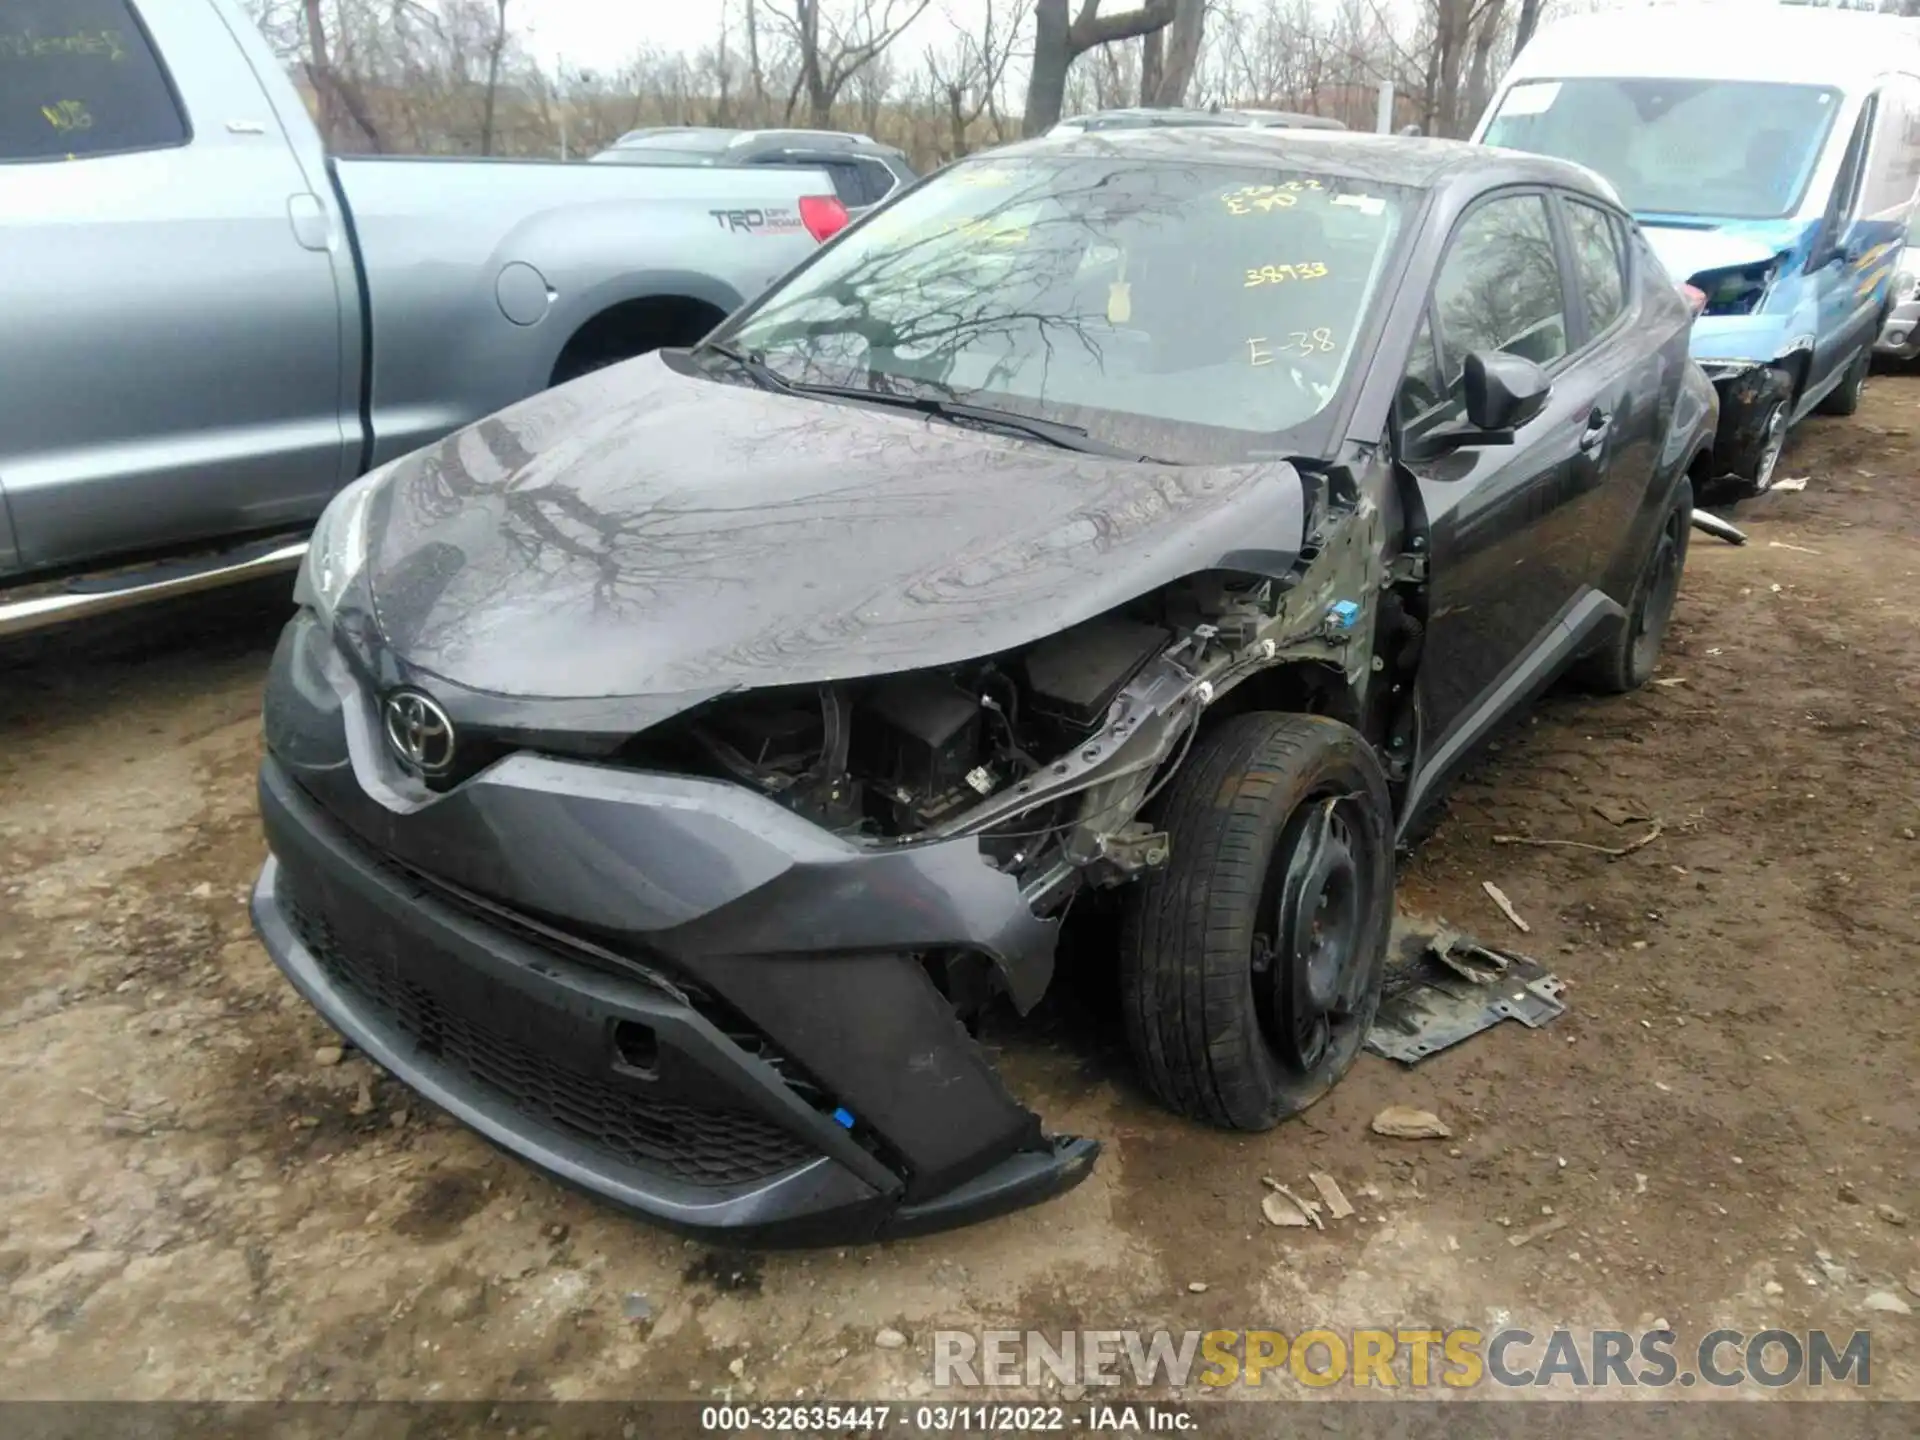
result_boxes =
[616,494,1388,905]
[1694,260,1779,318]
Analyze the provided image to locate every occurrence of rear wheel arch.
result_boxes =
[549,294,732,386]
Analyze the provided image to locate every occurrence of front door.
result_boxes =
[1396,190,1605,747]
[1811,95,1883,396]
[0,0,351,574]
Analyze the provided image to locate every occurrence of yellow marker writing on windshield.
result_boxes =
[1244,262,1329,287]
[40,100,93,132]
[1108,281,1132,324]
[1289,328,1338,356]
[1222,179,1325,216]
[1247,337,1275,366]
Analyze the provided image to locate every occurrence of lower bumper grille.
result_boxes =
[281,888,816,1190]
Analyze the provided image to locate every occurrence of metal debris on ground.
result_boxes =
[1369,1105,1452,1139]
[1771,475,1810,492]
[1592,801,1651,827]
[1309,1172,1356,1220]
[1691,510,1748,544]
[622,1293,652,1322]
[1481,880,1530,932]
[1261,1190,1312,1227]
[1366,915,1568,1066]
[1274,1182,1325,1229]
[1509,1214,1569,1248]
[1769,540,1822,555]
[1493,819,1663,860]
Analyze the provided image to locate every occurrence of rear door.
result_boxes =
[0,0,350,573]
[1395,188,1609,743]
[1551,191,1666,579]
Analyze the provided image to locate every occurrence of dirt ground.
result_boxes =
[1,377,1916,1406]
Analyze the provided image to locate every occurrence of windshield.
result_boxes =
[714,154,1410,461]
[1483,78,1842,220]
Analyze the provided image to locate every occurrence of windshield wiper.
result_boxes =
[778,381,1162,463]
[698,344,1163,462]
[698,341,798,395]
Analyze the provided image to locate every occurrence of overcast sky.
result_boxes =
[521,0,974,72]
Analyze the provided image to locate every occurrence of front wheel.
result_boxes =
[1118,713,1394,1131]
[1816,346,1869,417]
[1716,367,1794,500]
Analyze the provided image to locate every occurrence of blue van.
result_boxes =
[1473,5,1920,495]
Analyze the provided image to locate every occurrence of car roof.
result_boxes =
[998,126,1618,202]
[611,126,887,153]
[1053,106,1344,132]
[1508,3,1920,87]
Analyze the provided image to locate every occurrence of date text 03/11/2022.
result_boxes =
[698,1403,1199,1433]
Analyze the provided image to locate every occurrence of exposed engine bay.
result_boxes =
[1692,259,1779,318]
[619,468,1415,923]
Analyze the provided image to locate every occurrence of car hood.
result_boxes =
[1640,220,1812,286]
[363,354,1309,702]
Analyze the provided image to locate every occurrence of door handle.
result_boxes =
[1579,409,1612,452]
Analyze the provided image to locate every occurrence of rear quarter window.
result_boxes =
[0,0,188,163]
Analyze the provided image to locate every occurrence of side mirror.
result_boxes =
[1405,349,1553,460]
[1463,349,1552,436]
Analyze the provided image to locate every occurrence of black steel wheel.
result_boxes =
[1580,476,1693,694]
[1118,712,1394,1131]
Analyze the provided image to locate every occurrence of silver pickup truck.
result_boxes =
[0,0,843,635]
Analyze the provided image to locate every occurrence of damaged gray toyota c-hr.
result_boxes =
[251,128,1716,1244]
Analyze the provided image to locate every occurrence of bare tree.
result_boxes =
[1023,0,1178,135]
[745,0,768,113]
[296,0,384,149]
[925,0,1030,158]
[1513,0,1543,52]
[764,0,933,127]
[1140,0,1205,107]
[479,0,510,155]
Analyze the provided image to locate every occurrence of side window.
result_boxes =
[1830,98,1876,221]
[824,160,867,206]
[1861,77,1920,220]
[1432,192,1569,377]
[0,0,188,162]
[854,158,897,206]
[1564,199,1628,336]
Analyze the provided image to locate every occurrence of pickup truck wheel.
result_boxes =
[1717,368,1794,499]
[1816,347,1869,417]
[1118,713,1393,1132]
[1580,477,1692,694]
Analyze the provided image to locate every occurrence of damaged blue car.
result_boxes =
[1477,5,1920,496]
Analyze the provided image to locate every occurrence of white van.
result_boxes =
[1471,2,1920,494]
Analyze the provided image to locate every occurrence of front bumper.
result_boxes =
[250,614,1097,1244]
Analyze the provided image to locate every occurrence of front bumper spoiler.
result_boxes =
[251,762,1098,1245]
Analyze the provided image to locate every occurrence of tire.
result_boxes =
[1118,712,1394,1132]
[1816,346,1869,417]
[1717,367,1793,499]
[1580,477,1693,695]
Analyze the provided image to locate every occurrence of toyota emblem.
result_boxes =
[382,689,456,775]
